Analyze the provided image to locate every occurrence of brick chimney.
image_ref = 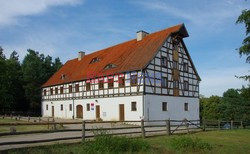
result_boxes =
[136,30,149,41]
[78,51,85,61]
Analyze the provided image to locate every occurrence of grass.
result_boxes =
[0,118,63,133]
[5,129,250,154]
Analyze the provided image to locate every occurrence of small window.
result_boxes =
[50,88,53,95]
[87,104,90,111]
[90,57,100,64]
[43,89,47,96]
[119,77,125,87]
[184,81,189,91]
[173,61,178,69]
[55,87,58,95]
[61,104,63,111]
[161,56,167,67]
[60,87,63,94]
[130,75,137,86]
[46,104,48,110]
[108,78,114,89]
[162,102,168,111]
[69,85,72,93]
[184,103,189,111]
[104,63,116,70]
[99,80,104,89]
[131,102,137,111]
[173,80,179,88]
[75,84,79,92]
[60,74,66,80]
[69,104,72,111]
[162,77,168,88]
[86,82,91,91]
[183,62,188,72]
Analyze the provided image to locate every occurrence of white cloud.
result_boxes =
[132,0,248,29]
[200,67,249,97]
[0,0,83,26]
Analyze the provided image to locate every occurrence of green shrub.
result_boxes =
[169,136,212,151]
[83,131,150,153]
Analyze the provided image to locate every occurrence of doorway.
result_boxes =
[96,105,100,120]
[119,104,125,121]
[52,106,54,117]
[76,105,83,119]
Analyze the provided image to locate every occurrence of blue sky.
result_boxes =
[0,0,249,96]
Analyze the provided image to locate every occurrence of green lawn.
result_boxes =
[5,129,250,154]
[0,118,61,133]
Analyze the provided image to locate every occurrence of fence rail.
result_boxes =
[0,117,250,147]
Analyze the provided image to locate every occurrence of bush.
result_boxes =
[169,136,212,151]
[83,129,150,153]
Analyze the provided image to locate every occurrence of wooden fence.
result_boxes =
[0,117,249,146]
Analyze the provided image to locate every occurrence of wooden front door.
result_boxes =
[76,105,83,119]
[52,106,54,117]
[96,105,100,119]
[119,104,125,121]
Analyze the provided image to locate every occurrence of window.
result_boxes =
[90,57,100,64]
[173,60,178,69]
[183,62,188,72]
[86,104,90,111]
[162,102,168,111]
[108,78,114,89]
[69,104,72,111]
[69,85,72,93]
[60,87,63,94]
[104,63,116,70]
[161,56,167,67]
[86,82,91,91]
[75,84,79,92]
[184,103,189,111]
[50,88,53,95]
[99,80,104,89]
[162,77,168,88]
[55,87,58,95]
[46,104,48,110]
[43,89,47,96]
[173,80,179,88]
[131,102,137,111]
[130,75,137,86]
[184,81,189,91]
[119,77,125,87]
[61,104,63,111]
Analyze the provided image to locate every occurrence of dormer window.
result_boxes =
[90,57,100,64]
[61,74,66,80]
[104,63,116,70]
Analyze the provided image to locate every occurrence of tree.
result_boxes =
[236,9,250,81]
[200,95,222,120]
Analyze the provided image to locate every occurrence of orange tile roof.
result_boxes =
[42,24,197,87]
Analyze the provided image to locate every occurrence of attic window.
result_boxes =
[90,57,100,64]
[104,64,116,70]
[61,74,66,80]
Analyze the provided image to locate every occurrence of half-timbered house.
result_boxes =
[41,24,201,121]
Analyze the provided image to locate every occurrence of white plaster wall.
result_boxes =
[42,95,143,121]
[144,94,199,121]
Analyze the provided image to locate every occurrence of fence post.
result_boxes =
[28,116,30,122]
[203,118,206,131]
[47,118,50,129]
[218,120,220,130]
[184,119,189,134]
[53,118,56,130]
[39,116,41,122]
[166,118,170,136]
[82,120,85,143]
[141,119,145,138]
[18,115,20,120]
[11,114,13,119]
[231,120,233,129]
